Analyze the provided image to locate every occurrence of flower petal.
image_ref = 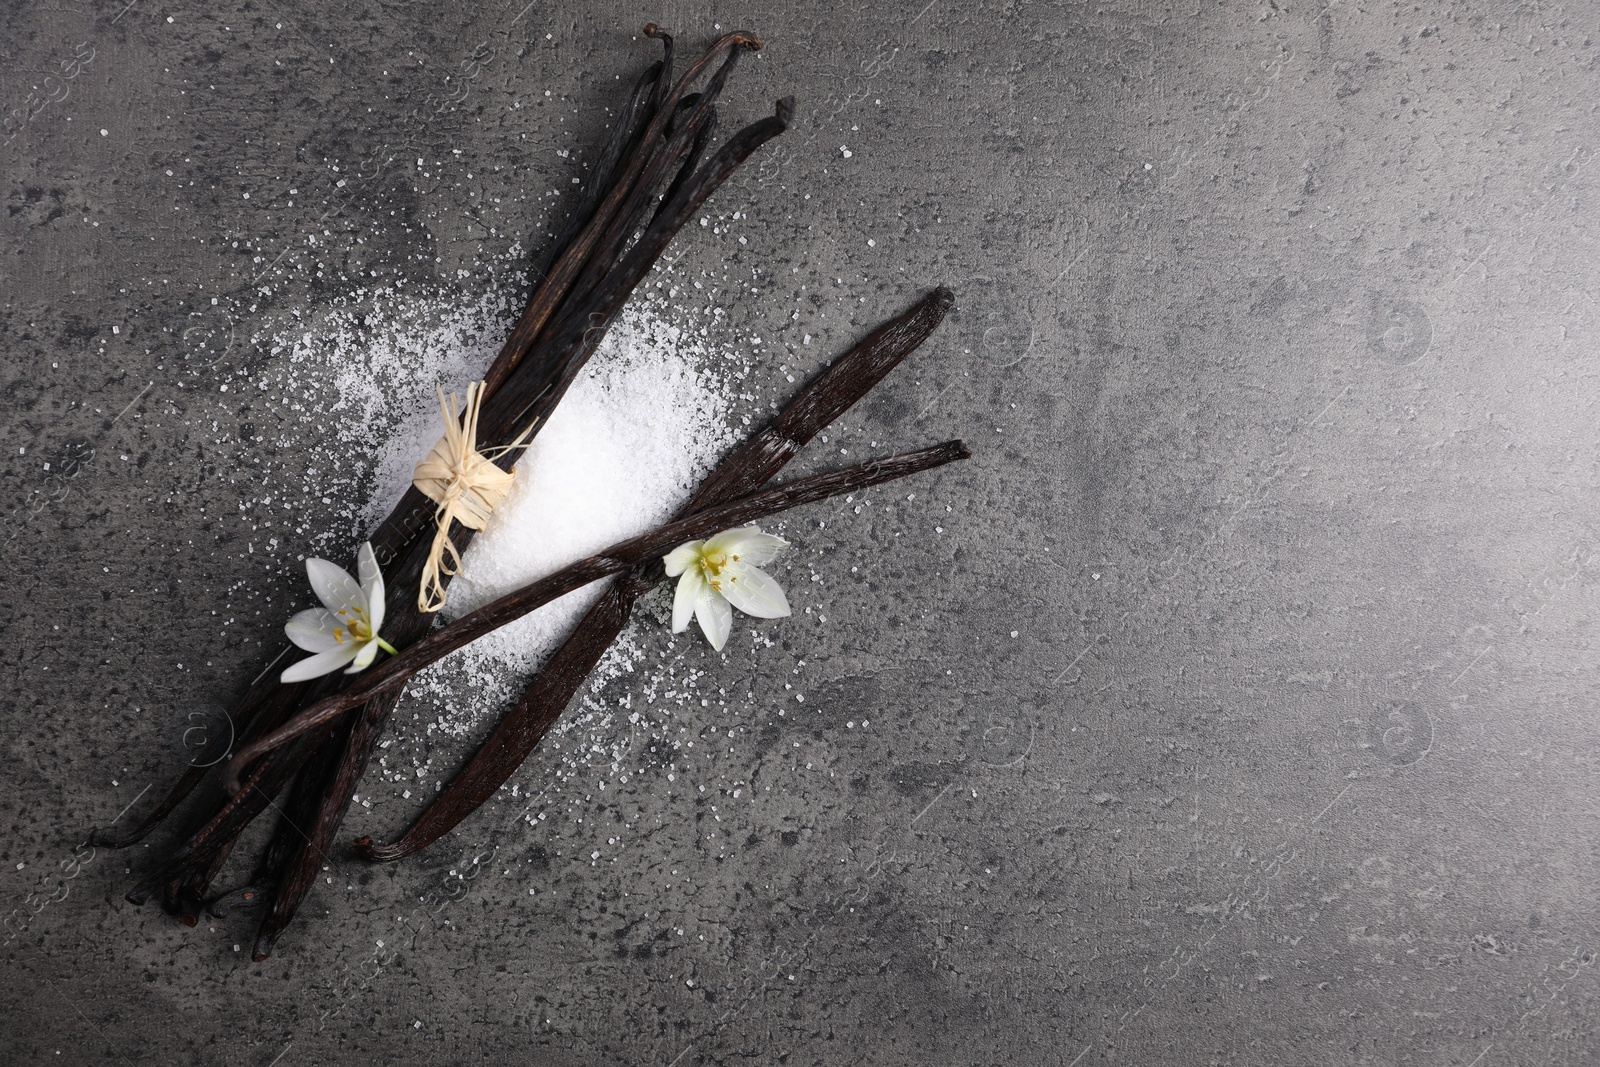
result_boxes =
[306,557,364,616]
[358,542,386,634]
[344,638,381,674]
[705,526,788,566]
[672,567,705,633]
[695,582,733,651]
[663,541,703,577]
[718,561,791,619]
[281,643,361,684]
[285,608,342,652]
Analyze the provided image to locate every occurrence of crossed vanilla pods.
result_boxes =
[99,26,968,961]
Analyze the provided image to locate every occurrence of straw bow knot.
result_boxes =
[411,381,535,613]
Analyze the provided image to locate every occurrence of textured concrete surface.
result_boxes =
[4,1,1599,1064]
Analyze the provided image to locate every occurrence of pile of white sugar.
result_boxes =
[281,289,745,732]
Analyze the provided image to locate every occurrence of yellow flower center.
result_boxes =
[700,548,744,593]
[332,607,373,645]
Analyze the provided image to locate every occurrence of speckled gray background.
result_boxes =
[4,1,1598,1064]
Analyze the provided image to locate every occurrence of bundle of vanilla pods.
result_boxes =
[97,25,967,960]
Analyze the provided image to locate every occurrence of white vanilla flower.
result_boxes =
[280,541,397,683]
[663,526,791,651]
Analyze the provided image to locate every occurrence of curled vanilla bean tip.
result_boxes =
[221,752,281,795]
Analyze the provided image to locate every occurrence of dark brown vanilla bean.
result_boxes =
[476,30,758,402]
[642,24,675,113]
[355,576,651,863]
[90,767,205,851]
[569,100,794,338]
[132,746,297,888]
[112,645,362,900]
[138,715,348,932]
[207,730,341,918]
[358,288,957,861]
[250,695,386,960]
[538,59,666,288]
[175,830,237,926]
[475,99,794,454]
[225,440,970,787]
[561,89,714,310]
[124,726,333,907]
[651,108,716,229]
[554,44,745,315]
[474,36,676,399]
[470,98,790,456]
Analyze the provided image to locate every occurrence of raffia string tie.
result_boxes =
[412,381,536,614]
